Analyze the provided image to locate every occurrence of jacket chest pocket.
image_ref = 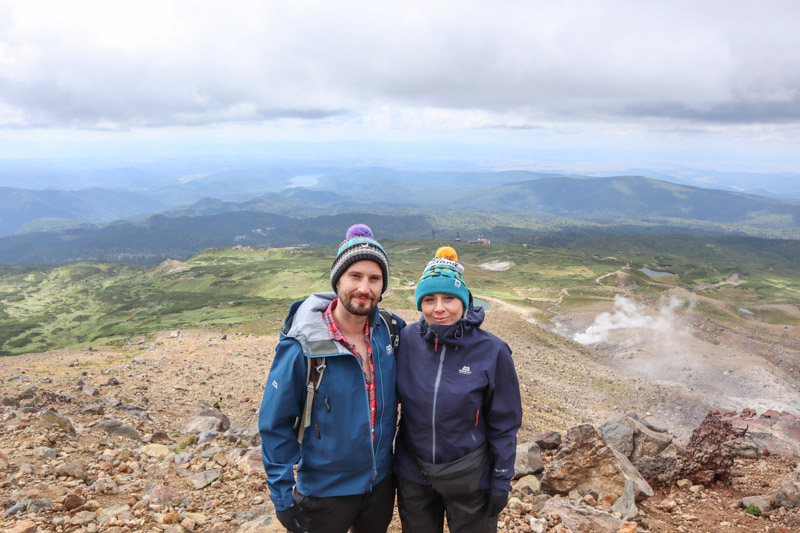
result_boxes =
[438,371,487,421]
[311,361,369,460]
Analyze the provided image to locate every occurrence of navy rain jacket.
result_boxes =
[394,303,522,496]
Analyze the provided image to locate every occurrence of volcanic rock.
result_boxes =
[540,423,653,502]
[599,412,672,462]
[542,497,642,533]
[515,441,544,478]
[38,409,76,436]
[93,419,142,440]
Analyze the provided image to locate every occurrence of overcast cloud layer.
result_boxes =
[1,0,799,156]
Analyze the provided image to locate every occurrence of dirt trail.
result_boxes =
[474,294,545,322]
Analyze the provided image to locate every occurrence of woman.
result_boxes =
[394,247,522,533]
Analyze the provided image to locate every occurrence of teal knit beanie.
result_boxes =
[415,247,469,311]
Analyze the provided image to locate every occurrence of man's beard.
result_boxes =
[340,291,378,316]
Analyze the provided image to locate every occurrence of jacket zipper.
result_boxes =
[431,339,446,464]
[367,319,378,483]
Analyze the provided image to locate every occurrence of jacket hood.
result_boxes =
[282,291,382,357]
[282,292,343,356]
[420,303,485,348]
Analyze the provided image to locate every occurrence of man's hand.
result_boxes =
[487,492,508,518]
[275,505,305,532]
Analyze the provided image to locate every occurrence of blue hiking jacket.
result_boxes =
[258,292,405,511]
[394,303,522,496]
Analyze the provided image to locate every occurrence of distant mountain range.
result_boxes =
[445,176,800,224]
[0,186,168,236]
[1,171,799,265]
[0,212,433,265]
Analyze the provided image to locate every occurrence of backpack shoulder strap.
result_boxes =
[297,308,397,444]
[379,308,400,352]
[297,356,326,444]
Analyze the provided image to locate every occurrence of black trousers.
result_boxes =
[396,476,497,533]
[292,474,395,533]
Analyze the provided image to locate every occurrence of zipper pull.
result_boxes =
[475,409,480,426]
[434,333,439,352]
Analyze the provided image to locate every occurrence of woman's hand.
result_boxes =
[487,492,508,517]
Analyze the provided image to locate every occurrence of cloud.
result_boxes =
[1,0,799,135]
[573,294,692,347]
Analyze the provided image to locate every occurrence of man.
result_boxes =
[259,224,405,533]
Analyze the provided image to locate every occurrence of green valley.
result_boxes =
[2,235,798,356]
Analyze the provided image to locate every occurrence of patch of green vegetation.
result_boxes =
[1,236,798,356]
[745,504,761,517]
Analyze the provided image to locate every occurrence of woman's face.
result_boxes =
[420,293,464,326]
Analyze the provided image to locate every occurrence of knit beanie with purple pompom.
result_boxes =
[330,224,389,294]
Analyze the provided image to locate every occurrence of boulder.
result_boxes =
[149,485,184,507]
[98,503,132,524]
[198,429,219,444]
[150,429,173,442]
[2,396,20,407]
[636,410,738,488]
[189,468,222,489]
[513,475,541,495]
[55,461,89,482]
[237,447,265,476]
[184,416,225,434]
[81,385,99,396]
[237,510,284,532]
[141,444,170,459]
[722,409,800,457]
[540,424,653,503]
[69,510,97,526]
[93,419,142,441]
[6,498,31,516]
[542,497,643,533]
[227,420,261,446]
[531,430,562,450]
[18,386,37,400]
[599,412,672,462]
[773,469,800,509]
[118,405,151,421]
[38,409,77,436]
[514,441,544,478]
[28,498,53,512]
[8,520,37,533]
[33,446,56,459]
[610,479,638,520]
[64,493,86,511]
[742,493,776,513]
[82,403,105,415]
[723,436,760,459]
[92,477,119,494]
[187,408,231,433]
[171,451,194,465]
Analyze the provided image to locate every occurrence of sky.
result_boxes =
[1,0,800,172]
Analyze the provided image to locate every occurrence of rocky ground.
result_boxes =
[1,302,799,532]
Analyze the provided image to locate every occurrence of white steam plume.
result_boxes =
[574,294,692,347]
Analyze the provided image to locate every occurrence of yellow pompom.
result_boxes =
[435,246,458,261]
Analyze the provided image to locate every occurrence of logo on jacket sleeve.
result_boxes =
[458,366,471,375]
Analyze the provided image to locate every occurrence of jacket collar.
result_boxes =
[420,304,485,347]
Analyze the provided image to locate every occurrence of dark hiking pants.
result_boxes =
[291,474,394,533]
[396,476,497,533]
